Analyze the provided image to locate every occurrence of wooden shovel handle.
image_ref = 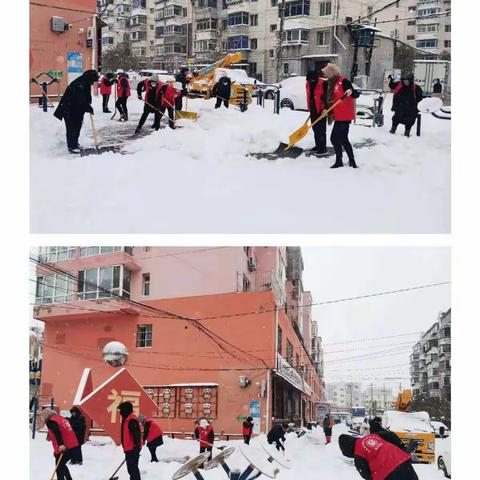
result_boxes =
[310,94,348,130]
[50,453,64,480]
[89,113,98,147]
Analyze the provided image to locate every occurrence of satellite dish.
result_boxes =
[238,444,279,479]
[172,452,211,480]
[417,96,443,114]
[204,446,235,470]
[259,440,292,469]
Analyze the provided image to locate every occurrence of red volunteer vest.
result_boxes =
[145,418,163,443]
[306,79,325,113]
[122,412,140,452]
[332,76,355,121]
[199,425,213,447]
[242,422,253,436]
[100,77,111,95]
[354,434,411,480]
[161,84,179,108]
[47,414,79,455]
[393,83,418,96]
[117,77,131,98]
[143,79,163,102]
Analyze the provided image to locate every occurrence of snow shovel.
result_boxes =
[49,453,64,480]
[80,113,120,156]
[283,94,348,152]
[175,95,198,121]
[107,458,126,480]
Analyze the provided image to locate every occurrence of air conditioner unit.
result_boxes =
[247,256,257,272]
[87,27,94,40]
[239,376,251,388]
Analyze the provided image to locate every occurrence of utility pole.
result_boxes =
[276,0,286,82]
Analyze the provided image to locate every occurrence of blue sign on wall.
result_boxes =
[67,52,84,83]
[250,400,261,434]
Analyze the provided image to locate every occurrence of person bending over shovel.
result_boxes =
[159,82,182,129]
[136,74,163,134]
[138,414,164,462]
[41,407,79,480]
[339,433,418,480]
[320,63,360,169]
[212,76,232,109]
[53,69,99,154]
[197,418,215,461]
[267,423,288,452]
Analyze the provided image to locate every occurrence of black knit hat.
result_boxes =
[118,401,133,418]
[339,434,357,458]
[306,70,319,83]
[83,69,100,84]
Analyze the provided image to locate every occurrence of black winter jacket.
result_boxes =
[212,77,232,100]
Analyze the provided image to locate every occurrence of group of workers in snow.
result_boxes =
[53,63,423,170]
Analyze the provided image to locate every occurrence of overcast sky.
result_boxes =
[301,247,451,393]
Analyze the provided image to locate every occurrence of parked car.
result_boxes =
[130,69,174,89]
[270,75,382,120]
[431,421,450,438]
[437,437,451,478]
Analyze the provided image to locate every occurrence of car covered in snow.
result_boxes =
[130,69,174,89]
[269,75,383,121]
[436,437,451,478]
[431,421,450,438]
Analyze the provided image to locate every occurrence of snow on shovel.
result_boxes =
[417,96,443,114]
[80,113,120,157]
[276,94,348,157]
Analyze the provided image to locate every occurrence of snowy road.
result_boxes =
[30,95,450,233]
[30,424,448,480]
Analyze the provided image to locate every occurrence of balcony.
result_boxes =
[237,270,286,307]
[275,353,313,396]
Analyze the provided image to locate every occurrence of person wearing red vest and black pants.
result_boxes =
[242,416,254,444]
[322,414,333,444]
[118,401,142,480]
[138,414,164,462]
[41,408,79,480]
[159,82,182,129]
[321,63,360,169]
[305,70,327,153]
[339,433,419,480]
[116,72,131,122]
[99,73,115,113]
[198,418,214,460]
[388,73,423,137]
[135,75,164,133]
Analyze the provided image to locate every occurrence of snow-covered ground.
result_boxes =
[30,94,450,233]
[30,424,448,480]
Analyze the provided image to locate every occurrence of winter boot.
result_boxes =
[348,158,358,168]
[135,126,142,134]
[68,147,80,154]
[312,146,328,154]
[389,123,398,134]
[330,159,343,169]
[404,128,411,137]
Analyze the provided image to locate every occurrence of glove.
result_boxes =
[58,445,67,453]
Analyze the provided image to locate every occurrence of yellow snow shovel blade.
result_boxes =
[175,110,198,121]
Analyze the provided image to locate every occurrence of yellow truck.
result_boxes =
[382,410,436,463]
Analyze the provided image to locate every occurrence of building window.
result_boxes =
[77,265,131,300]
[286,340,293,364]
[284,63,289,74]
[416,38,438,48]
[197,18,218,31]
[195,39,218,52]
[284,0,310,17]
[283,29,309,44]
[269,49,275,58]
[228,12,249,27]
[417,8,440,17]
[136,324,152,348]
[227,35,249,50]
[102,37,114,45]
[39,247,76,263]
[132,0,146,7]
[444,40,451,48]
[270,24,277,32]
[250,14,258,27]
[417,23,438,33]
[250,38,258,50]
[142,273,150,296]
[445,24,451,32]
[79,246,132,257]
[319,1,331,16]
[317,30,330,46]
[36,274,73,304]
[408,20,416,26]
[407,35,415,40]
[271,0,278,6]
[198,0,217,7]
[277,326,283,354]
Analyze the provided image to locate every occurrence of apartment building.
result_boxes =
[326,382,363,410]
[99,0,157,67]
[410,309,451,402]
[34,246,324,432]
[363,385,394,415]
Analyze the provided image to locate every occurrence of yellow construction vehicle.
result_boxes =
[383,389,435,464]
[188,52,254,107]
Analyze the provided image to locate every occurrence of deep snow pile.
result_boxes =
[30,95,450,233]
[30,424,447,480]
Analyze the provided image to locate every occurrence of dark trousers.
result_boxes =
[268,439,284,451]
[102,94,110,111]
[215,97,229,109]
[330,121,354,162]
[125,450,141,480]
[147,436,163,461]
[64,114,84,150]
[310,110,327,149]
[69,445,83,464]
[391,112,417,133]
[54,451,73,480]
[159,105,175,129]
[175,95,183,111]
[243,434,251,445]
[199,446,212,460]
[386,461,419,480]
[138,105,161,130]
[116,97,128,117]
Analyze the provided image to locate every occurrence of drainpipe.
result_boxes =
[266,369,271,433]
[333,0,347,51]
